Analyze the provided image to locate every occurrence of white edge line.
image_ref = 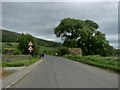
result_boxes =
[6,70,30,88]
[5,60,43,89]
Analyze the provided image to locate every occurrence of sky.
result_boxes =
[1,0,119,48]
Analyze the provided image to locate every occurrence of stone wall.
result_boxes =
[69,48,82,55]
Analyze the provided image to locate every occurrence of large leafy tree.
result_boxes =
[54,18,111,56]
[18,33,39,55]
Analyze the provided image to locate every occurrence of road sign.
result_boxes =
[28,46,33,52]
[28,41,33,53]
[28,41,33,46]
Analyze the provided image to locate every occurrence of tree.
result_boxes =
[54,18,111,56]
[18,33,39,56]
[56,46,69,56]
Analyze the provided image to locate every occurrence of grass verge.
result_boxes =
[64,54,120,72]
[3,58,39,67]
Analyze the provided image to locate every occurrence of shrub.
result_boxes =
[57,47,70,56]
[13,49,22,55]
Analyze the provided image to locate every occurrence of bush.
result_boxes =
[13,49,22,55]
[57,47,70,56]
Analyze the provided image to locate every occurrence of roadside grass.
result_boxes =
[3,57,39,67]
[64,54,120,72]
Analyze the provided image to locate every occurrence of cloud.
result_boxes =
[2,2,118,48]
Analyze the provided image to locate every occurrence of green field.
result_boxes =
[2,42,18,48]
[2,42,19,54]
[64,55,120,71]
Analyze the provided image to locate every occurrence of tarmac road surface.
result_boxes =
[10,55,118,88]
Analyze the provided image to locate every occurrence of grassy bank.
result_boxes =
[3,57,39,67]
[64,55,120,72]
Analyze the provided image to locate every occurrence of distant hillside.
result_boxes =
[2,29,20,42]
[1,29,62,47]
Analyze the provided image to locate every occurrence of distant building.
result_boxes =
[69,48,82,56]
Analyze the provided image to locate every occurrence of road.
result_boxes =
[11,55,118,88]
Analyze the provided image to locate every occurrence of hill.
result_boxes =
[1,29,19,42]
[1,29,62,47]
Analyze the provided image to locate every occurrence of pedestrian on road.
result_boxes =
[41,53,45,59]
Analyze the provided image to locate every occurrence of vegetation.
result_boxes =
[2,29,62,48]
[1,22,119,72]
[2,29,20,42]
[56,46,70,56]
[38,45,57,55]
[3,57,38,67]
[64,54,120,71]
[54,18,116,56]
[36,38,62,47]
[2,42,58,56]
[18,33,39,55]
[2,29,62,56]
[2,42,21,55]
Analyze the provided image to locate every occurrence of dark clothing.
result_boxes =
[39,53,44,59]
[41,53,44,58]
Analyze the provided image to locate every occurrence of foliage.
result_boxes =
[2,42,60,56]
[39,45,57,55]
[2,43,18,55]
[56,46,70,56]
[2,29,62,47]
[64,54,120,71]
[13,49,22,55]
[18,33,39,56]
[2,29,19,42]
[54,18,113,56]
[114,49,120,56]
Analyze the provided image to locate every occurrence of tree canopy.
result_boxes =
[54,18,113,56]
[18,33,39,55]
